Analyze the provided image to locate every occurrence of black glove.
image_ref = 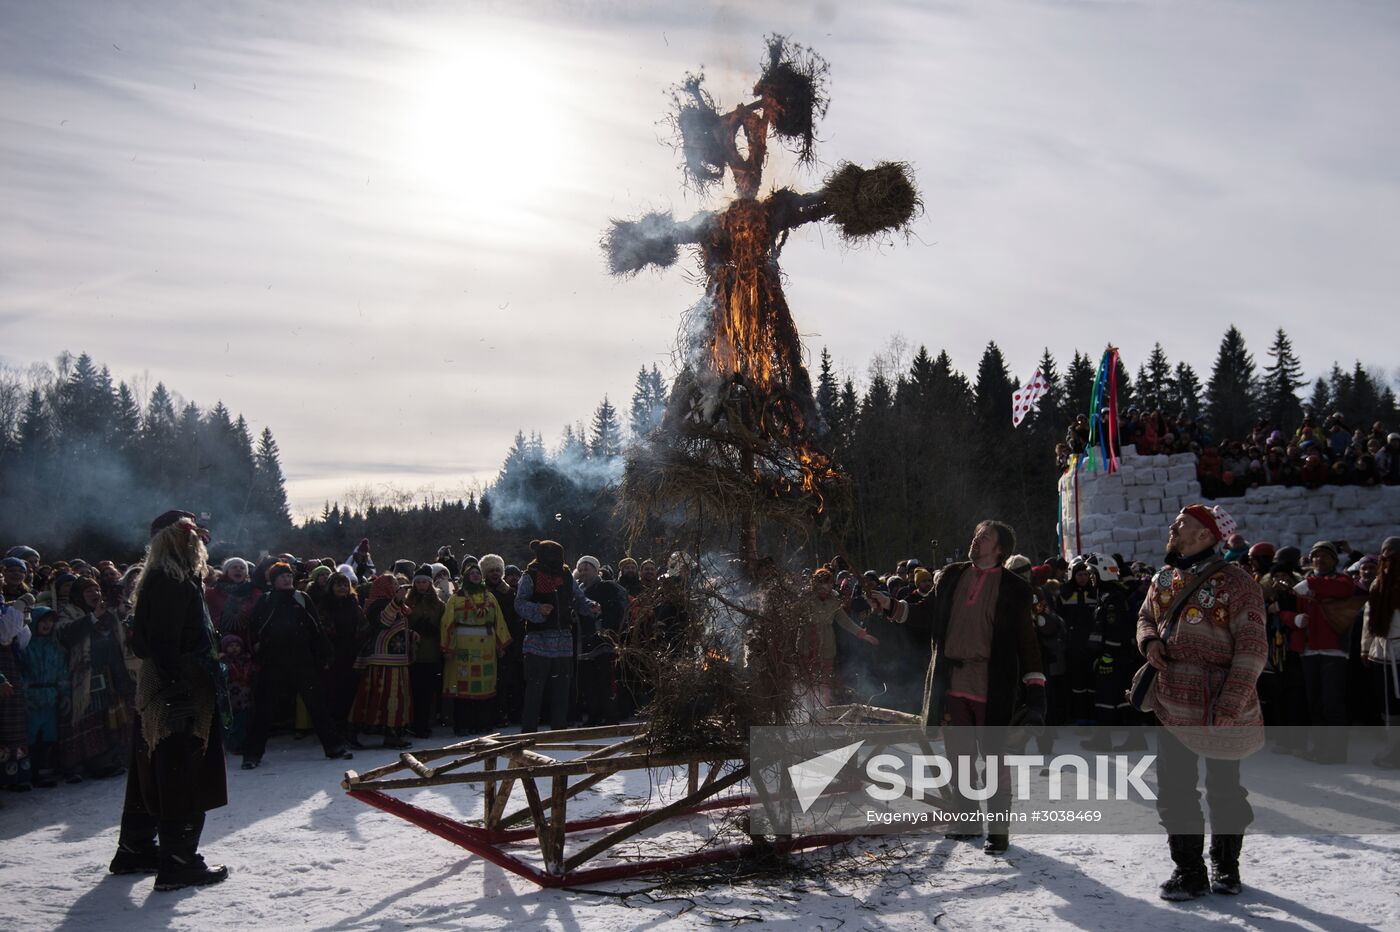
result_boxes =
[1023,682,1047,735]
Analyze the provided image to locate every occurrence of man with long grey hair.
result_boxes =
[110,510,230,891]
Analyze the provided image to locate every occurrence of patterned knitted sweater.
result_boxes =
[1136,557,1267,753]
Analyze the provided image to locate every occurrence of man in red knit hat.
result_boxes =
[1137,503,1266,901]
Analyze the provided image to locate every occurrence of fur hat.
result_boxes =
[479,553,506,576]
[529,540,564,570]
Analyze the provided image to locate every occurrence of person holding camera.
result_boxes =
[111,510,230,891]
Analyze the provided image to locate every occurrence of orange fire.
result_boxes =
[703,195,843,513]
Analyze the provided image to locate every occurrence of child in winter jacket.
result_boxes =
[219,634,254,755]
[20,605,66,787]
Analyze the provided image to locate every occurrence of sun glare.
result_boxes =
[399,38,566,219]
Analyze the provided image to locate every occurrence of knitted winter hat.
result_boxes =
[913,567,935,586]
[1,557,26,570]
[478,553,505,576]
[1003,555,1032,579]
[267,562,294,583]
[1382,537,1400,556]
[576,555,600,572]
[309,565,332,581]
[617,557,639,572]
[1308,540,1339,560]
[1181,503,1236,542]
[413,564,434,582]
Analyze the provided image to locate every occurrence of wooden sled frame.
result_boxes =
[342,705,921,888]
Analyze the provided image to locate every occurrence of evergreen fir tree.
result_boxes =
[1307,376,1331,418]
[815,347,839,426]
[1137,343,1173,412]
[1261,328,1305,433]
[1172,362,1203,419]
[1026,348,1062,433]
[973,342,1014,428]
[1204,325,1258,440]
[589,396,623,460]
[628,367,661,439]
[252,426,293,531]
[16,389,50,457]
[112,383,142,450]
[1061,351,1095,424]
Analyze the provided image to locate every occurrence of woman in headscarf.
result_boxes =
[204,557,262,644]
[405,565,445,738]
[58,578,134,779]
[441,563,511,735]
[350,575,415,749]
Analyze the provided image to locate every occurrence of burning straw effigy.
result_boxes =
[606,34,921,746]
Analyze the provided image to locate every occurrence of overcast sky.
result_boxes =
[3,0,1398,518]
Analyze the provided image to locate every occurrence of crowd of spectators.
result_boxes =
[3,519,1397,808]
[1058,409,1400,497]
[1012,533,1400,769]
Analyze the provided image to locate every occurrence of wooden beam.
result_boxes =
[400,753,433,780]
[520,776,549,860]
[353,747,745,792]
[497,770,609,831]
[548,775,569,873]
[486,776,516,830]
[562,765,749,873]
[482,756,498,829]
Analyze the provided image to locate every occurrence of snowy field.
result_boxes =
[4,732,1399,932]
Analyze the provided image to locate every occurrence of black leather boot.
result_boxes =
[154,814,229,892]
[109,811,160,875]
[1209,834,1243,895]
[1159,834,1209,901]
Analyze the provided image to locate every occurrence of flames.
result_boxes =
[708,199,780,392]
[700,646,731,672]
[700,196,844,514]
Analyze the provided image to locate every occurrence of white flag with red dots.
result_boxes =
[1011,369,1048,428]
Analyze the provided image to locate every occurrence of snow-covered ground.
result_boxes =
[4,732,1399,931]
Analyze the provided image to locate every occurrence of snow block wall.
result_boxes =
[1058,445,1400,564]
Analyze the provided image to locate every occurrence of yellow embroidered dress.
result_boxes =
[441,587,512,700]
